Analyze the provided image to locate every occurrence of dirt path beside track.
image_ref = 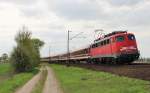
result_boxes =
[15,71,41,93]
[15,65,63,93]
[42,66,63,93]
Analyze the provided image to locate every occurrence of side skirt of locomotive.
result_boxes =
[89,52,140,64]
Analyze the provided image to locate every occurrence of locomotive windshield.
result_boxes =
[116,36,124,42]
[128,34,135,40]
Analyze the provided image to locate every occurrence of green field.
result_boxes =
[0,63,12,83]
[0,63,11,75]
[0,72,35,93]
[50,64,150,93]
[0,63,38,93]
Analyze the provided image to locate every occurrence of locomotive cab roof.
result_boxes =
[94,31,127,43]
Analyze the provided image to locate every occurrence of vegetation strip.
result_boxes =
[0,63,38,93]
[0,63,11,75]
[50,64,150,93]
[32,67,48,93]
[0,63,12,83]
[0,72,35,93]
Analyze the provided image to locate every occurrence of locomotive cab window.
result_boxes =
[116,36,124,42]
[128,34,135,40]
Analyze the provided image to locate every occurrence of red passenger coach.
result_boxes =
[89,31,140,64]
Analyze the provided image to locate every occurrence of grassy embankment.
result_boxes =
[50,64,150,93]
[0,63,38,93]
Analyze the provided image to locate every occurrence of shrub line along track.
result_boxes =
[54,62,150,81]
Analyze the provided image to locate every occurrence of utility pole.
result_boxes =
[49,45,51,63]
[67,30,71,66]
[67,30,85,66]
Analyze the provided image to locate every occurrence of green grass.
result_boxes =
[0,63,11,75]
[0,63,13,83]
[50,64,150,93]
[0,70,37,93]
[32,68,47,93]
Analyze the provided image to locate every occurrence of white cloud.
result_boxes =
[107,0,144,6]
[0,0,37,5]
[47,0,108,20]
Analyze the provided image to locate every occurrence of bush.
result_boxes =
[10,28,44,73]
[11,47,33,72]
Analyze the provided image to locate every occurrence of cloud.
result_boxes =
[18,1,48,18]
[0,0,46,18]
[127,6,150,26]
[19,6,44,18]
[0,0,37,5]
[107,0,144,6]
[47,0,107,20]
[96,0,150,29]
[46,0,150,29]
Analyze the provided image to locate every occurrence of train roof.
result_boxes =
[94,31,127,43]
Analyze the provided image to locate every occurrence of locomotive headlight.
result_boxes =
[129,46,137,50]
[120,47,127,51]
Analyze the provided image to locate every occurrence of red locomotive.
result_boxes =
[89,31,140,64]
[44,31,140,64]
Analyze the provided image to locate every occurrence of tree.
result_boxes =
[31,38,44,65]
[11,27,44,72]
[1,53,8,63]
[32,38,44,55]
[11,47,32,72]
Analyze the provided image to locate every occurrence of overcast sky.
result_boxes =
[0,0,149,57]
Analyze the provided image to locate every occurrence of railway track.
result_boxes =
[55,62,150,81]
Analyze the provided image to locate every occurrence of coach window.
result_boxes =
[92,44,94,48]
[107,39,110,44]
[94,44,96,48]
[101,41,104,46]
[104,40,106,45]
[93,44,95,48]
[103,41,105,46]
[90,45,92,48]
[93,43,97,48]
[95,43,98,47]
[116,36,124,42]
[98,42,101,47]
